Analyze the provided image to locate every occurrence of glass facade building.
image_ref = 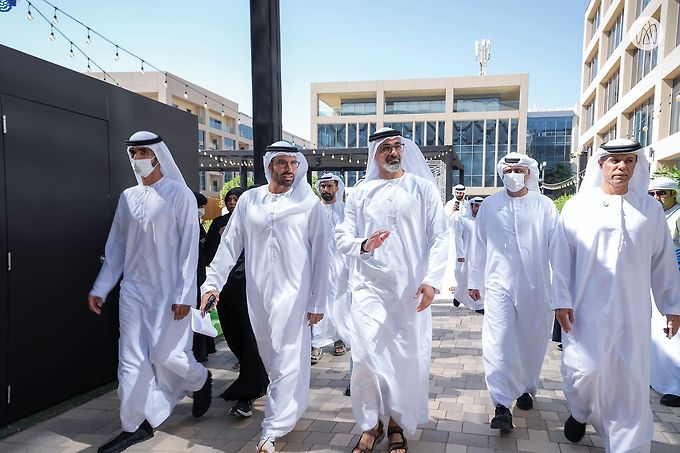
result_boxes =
[526,114,573,171]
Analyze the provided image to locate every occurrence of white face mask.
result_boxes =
[198,208,205,218]
[132,158,157,178]
[503,172,526,192]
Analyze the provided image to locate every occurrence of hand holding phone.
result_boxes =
[202,294,216,317]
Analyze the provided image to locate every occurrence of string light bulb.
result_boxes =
[52,7,58,24]
[221,105,225,117]
[114,46,119,61]
[69,42,74,57]
[49,25,55,41]
[203,97,208,109]
[86,59,91,72]
[86,28,92,44]
[140,60,145,75]
[184,85,188,98]
[27,4,33,21]
[163,74,168,88]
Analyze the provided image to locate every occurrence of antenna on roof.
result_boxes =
[474,39,491,76]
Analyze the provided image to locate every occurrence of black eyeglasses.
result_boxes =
[648,190,668,196]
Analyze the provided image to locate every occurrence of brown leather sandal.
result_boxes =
[352,420,384,453]
[387,425,408,452]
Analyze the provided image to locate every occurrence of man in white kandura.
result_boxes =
[553,139,680,453]
[453,196,484,314]
[201,141,330,453]
[648,176,680,407]
[443,184,468,303]
[336,127,449,453]
[88,131,212,453]
[310,173,347,363]
[445,183,468,218]
[468,152,567,431]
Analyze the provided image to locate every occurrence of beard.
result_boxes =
[320,192,334,202]
[272,170,294,187]
[382,161,402,173]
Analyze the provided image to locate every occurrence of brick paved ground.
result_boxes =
[1,302,678,452]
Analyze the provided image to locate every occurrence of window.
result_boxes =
[198,130,205,150]
[384,97,445,114]
[453,121,484,187]
[224,138,235,150]
[628,96,655,147]
[636,0,651,17]
[590,5,601,39]
[600,124,617,143]
[340,101,376,116]
[671,77,680,134]
[603,72,619,113]
[631,47,658,86]
[586,54,599,85]
[425,121,445,146]
[317,124,346,148]
[209,118,222,130]
[584,101,595,129]
[526,116,573,170]
[606,11,624,58]
[239,123,253,140]
[453,96,519,112]
[212,180,219,192]
[484,119,497,187]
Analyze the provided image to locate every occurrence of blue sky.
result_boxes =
[0,0,588,139]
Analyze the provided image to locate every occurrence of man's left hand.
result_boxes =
[415,284,435,312]
[666,314,680,338]
[171,304,191,321]
[307,312,324,325]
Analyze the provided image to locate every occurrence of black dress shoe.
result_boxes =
[98,420,153,453]
[516,392,533,410]
[475,309,485,315]
[453,299,461,307]
[192,370,212,417]
[344,385,351,396]
[564,415,586,443]
[490,404,513,430]
[660,394,680,407]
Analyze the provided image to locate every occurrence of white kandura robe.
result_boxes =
[453,214,483,311]
[468,190,566,409]
[436,199,468,302]
[554,188,680,453]
[311,201,345,349]
[202,186,330,439]
[335,173,449,435]
[90,177,207,432]
[650,203,680,397]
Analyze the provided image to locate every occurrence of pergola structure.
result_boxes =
[199,145,465,198]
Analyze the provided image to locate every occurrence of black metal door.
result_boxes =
[1,95,116,422]
[0,97,8,427]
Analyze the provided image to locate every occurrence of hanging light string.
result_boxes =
[31,0,235,112]
[26,1,118,85]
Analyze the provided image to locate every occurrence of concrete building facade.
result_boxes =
[580,0,680,172]
[311,74,529,195]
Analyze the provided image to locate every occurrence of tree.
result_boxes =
[219,176,254,200]
[652,164,680,185]
[553,193,574,213]
[542,163,575,199]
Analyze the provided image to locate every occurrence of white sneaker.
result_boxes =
[256,437,275,453]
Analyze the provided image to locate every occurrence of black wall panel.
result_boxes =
[0,44,198,426]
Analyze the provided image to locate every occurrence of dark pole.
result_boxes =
[239,164,248,188]
[249,0,282,185]
[445,146,453,201]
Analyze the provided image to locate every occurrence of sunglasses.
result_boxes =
[648,190,669,196]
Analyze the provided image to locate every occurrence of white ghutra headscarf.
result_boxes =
[365,127,436,185]
[495,152,540,193]
[126,131,187,186]
[579,138,649,195]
